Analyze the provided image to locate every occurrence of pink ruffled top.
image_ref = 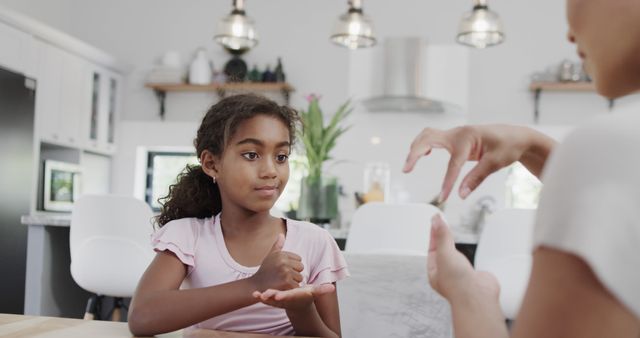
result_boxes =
[150,214,349,335]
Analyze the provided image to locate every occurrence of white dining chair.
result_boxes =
[345,202,441,255]
[474,208,537,319]
[70,194,155,320]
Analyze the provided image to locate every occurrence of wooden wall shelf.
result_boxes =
[529,81,596,92]
[528,81,612,123]
[145,82,296,119]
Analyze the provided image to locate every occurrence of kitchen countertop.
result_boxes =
[21,213,71,227]
[20,213,353,239]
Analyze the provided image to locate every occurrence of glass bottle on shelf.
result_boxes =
[262,65,276,82]
[248,65,261,82]
[275,57,286,83]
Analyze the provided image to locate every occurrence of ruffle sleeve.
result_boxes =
[150,218,199,269]
[308,229,350,285]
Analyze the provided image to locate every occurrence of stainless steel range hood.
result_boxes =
[362,37,447,113]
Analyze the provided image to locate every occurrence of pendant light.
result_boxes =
[214,0,258,52]
[456,0,504,49]
[330,0,376,50]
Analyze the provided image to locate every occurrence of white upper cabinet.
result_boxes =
[2,8,124,155]
[35,40,121,154]
[35,41,90,148]
[84,65,121,154]
[0,20,36,77]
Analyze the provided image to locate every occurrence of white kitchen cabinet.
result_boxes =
[34,42,63,143]
[58,48,88,146]
[35,41,90,148]
[105,71,122,153]
[0,20,36,77]
[35,40,122,154]
[83,65,121,154]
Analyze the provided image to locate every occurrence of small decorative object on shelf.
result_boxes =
[261,64,276,82]
[528,59,609,123]
[224,55,248,82]
[275,57,286,82]
[530,59,589,84]
[146,49,296,119]
[188,48,213,85]
[212,70,227,84]
[247,65,261,82]
[147,51,184,84]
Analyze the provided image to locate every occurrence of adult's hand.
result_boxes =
[427,214,499,302]
[403,125,556,202]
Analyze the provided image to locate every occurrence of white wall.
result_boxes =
[3,0,639,225]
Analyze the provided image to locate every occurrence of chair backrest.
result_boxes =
[70,194,155,297]
[346,202,440,255]
[338,253,452,338]
[474,208,536,319]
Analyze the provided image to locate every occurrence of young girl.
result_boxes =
[128,94,348,337]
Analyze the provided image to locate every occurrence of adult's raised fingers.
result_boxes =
[458,154,503,199]
[403,128,449,173]
[439,141,473,202]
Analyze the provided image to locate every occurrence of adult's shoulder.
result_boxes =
[542,113,640,184]
[534,113,640,317]
[557,113,640,157]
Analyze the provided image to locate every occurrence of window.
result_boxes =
[505,162,542,209]
[273,153,306,213]
[145,151,198,211]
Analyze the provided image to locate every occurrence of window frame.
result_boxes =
[145,150,197,212]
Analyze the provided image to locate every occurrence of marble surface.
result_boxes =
[21,213,71,227]
[338,253,452,338]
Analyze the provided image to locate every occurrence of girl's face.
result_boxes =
[206,115,291,214]
[566,0,640,98]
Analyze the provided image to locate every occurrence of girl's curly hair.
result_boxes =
[156,94,300,226]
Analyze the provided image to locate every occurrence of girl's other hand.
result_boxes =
[403,125,551,202]
[250,234,305,292]
[427,214,500,303]
[252,284,335,312]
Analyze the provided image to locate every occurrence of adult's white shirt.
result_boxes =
[534,111,640,317]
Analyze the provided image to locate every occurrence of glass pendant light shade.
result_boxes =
[330,0,376,50]
[456,0,504,49]
[214,0,258,52]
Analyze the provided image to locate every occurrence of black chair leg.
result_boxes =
[83,294,102,320]
[110,297,124,322]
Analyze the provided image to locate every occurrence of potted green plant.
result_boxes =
[296,94,352,224]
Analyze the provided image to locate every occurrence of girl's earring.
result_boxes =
[213,176,217,184]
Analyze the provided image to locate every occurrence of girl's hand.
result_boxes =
[252,284,336,312]
[250,234,305,292]
[427,214,500,303]
[403,125,554,202]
